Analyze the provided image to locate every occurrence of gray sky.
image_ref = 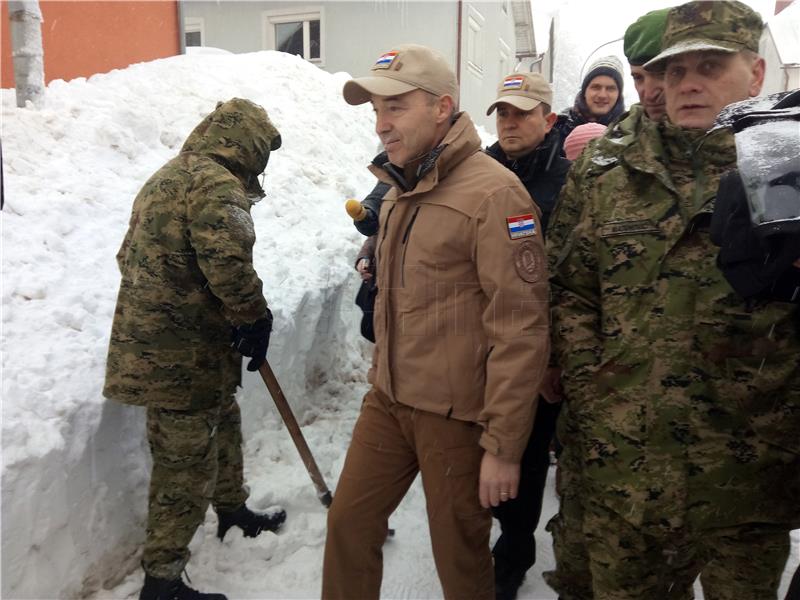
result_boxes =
[531,0,779,110]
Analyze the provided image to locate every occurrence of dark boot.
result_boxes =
[494,561,527,600]
[216,504,286,540]
[139,574,227,600]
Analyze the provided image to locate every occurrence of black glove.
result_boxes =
[231,309,273,372]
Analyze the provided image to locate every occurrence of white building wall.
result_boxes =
[760,33,800,94]
[761,32,785,95]
[181,1,265,53]
[458,1,518,132]
[182,0,521,132]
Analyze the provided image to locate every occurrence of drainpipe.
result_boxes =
[176,0,186,55]
[455,0,462,94]
[784,64,800,92]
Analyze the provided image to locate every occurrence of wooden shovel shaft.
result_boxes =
[258,361,333,508]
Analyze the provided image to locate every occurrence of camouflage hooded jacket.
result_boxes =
[104,99,280,410]
[550,117,800,530]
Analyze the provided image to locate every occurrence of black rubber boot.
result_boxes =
[216,504,286,541]
[139,574,227,600]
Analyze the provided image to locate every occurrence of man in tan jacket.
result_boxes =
[322,44,550,600]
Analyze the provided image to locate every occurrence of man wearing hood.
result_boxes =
[549,1,800,597]
[483,71,570,600]
[323,44,550,600]
[104,98,285,600]
[553,56,626,153]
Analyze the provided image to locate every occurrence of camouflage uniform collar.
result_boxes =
[598,104,648,149]
[660,119,736,166]
[612,112,680,196]
[661,119,707,161]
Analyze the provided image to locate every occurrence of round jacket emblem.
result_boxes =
[513,241,544,283]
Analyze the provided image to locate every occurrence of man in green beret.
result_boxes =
[626,8,670,122]
[546,7,670,274]
[547,1,799,598]
[542,8,672,600]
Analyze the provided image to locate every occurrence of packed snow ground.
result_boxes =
[2,43,799,600]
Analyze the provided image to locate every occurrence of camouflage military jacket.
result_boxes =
[104,99,278,410]
[547,104,651,270]
[551,118,800,530]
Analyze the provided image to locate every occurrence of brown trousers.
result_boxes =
[322,388,493,600]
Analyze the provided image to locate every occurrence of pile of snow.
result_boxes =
[1,50,379,598]
[2,44,797,600]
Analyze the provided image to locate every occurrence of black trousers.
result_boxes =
[491,399,561,575]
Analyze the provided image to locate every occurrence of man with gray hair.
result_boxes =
[549,1,800,598]
[322,44,550,600]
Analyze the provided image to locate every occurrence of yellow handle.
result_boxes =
[345,199,367,221]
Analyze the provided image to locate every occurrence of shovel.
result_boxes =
[257,360,395,538]
[258,360,333,508]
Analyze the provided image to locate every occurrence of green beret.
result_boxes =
[624,8,670,66]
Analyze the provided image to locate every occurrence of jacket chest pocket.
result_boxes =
[597,220,664,288]
[398,205,472,306]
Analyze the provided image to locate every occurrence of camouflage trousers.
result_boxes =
[142,395,249,580]
[544,416,791,600]
[583,500,790,600]
[543,432,592,600]
[547,490,791,600]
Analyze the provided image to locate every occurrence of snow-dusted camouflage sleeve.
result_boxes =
[549,181,603,400]
[187,166,268,326]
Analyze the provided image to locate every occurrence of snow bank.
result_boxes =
[1,51,378,598]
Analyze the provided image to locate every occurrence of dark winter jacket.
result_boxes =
[485,131,571,233]
[353,153,392,236]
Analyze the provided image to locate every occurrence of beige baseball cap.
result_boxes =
[486,72,553,116]
[343,44,459,106]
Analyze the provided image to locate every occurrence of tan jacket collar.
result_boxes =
[370,112,482,198]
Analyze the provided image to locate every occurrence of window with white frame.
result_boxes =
[263,8,323,65]
[466,5,485,78]
[498,37,511,78]
[184,17,204,47]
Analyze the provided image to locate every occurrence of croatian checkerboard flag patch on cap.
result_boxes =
[506,214,536,239]
[374,51,398,69]
[503,76,525,90]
